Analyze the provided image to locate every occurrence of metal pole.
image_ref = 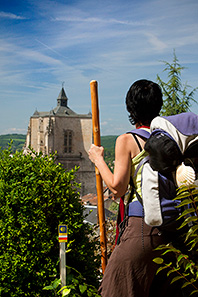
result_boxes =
[58,224,67,289]
[60,242,66,288]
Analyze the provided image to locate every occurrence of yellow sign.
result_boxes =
[58,224,68,243]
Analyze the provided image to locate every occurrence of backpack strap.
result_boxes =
[133,134,143,151]
[128,156,149,204]
[127,129,150,204]
[116,129,150,245]
[127,128,150,139]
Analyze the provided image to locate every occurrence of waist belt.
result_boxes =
[128,200,144,217]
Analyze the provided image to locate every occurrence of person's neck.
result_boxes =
[135,123,150,129]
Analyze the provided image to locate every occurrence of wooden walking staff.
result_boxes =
[90,80,107,273]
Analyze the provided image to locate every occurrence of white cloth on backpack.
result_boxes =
[141,162,163,226]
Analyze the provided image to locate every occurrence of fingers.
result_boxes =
[88,144,104,164]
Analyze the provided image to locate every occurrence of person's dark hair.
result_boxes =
[125,79,163,125]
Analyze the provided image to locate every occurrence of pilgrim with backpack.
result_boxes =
[89,79,198,297]
[116,111,198,245]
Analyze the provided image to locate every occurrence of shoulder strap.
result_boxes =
[127,128,150,153]
[127,129,150,139]
[133,134,143,151]
[128,156,149,205]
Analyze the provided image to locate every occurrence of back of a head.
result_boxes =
[126,79,163,125]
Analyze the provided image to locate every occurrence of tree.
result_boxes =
[157,51,197,116]
[0,145,100,297]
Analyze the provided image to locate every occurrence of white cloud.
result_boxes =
[53,15,148,27]
[101,121,108,126]
[145,32,167,51]
[2,128,27,135]
[0,11,27,20]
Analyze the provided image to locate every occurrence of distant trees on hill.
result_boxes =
[0,134,117,164]
[0,134,26,152]
[101,135,117,171]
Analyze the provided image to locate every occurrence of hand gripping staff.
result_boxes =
[90,80,107,273]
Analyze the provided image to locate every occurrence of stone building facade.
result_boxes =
[24,87,96,196]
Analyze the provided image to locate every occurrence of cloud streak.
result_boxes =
[53,15,149,27]
[0,11,27,20]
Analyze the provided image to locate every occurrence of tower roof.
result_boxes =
[58,87,68,101]
[32,85,91,118]
[57,87,68,108]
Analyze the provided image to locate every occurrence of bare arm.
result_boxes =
[89,134,133,197]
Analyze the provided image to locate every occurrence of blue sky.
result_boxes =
[0,0,198,136]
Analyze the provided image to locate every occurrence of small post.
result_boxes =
[58,225,68,288]
[60,242,66,287]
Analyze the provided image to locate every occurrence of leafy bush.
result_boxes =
[0,145,100,296]
[153,184,198,296]
[44,265,100,296]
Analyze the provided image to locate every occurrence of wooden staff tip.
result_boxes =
[90,80,97,84]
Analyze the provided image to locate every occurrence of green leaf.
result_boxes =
[182,281,193,289]
[52,279,61,289]
[178,216,198,229]
[43,285,54,290]
[156,266,169,274]
[190,290,198,296]
[185,262,194,272]
[62,288,71,296]
[177,254,188,263]
[179,208,196,218]
[177,198,193,207]
[162,249,177,256]
[170,276,184,284]
[167,268,180,276]
[79,284,87,294]
[153,257,164,264]
[185,225,198,241]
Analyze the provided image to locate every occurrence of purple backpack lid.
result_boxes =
[163,112,198,136]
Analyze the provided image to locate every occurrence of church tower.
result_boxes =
[24,86,96,196]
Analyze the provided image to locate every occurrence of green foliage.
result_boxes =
[157,50,198,116]
[0,145,100,296]
[101,135,117,171]
[153,184,198,295]
[43,266,100,296]
[101,135,118,150]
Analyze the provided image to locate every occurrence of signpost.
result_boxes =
[58,224,68,288]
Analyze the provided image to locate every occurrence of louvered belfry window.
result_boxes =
[64,130,73,153]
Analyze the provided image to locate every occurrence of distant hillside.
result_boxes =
[0,134,118,157]
[101,135,118,165]
[0,134,26,151]
[101,135,118,150]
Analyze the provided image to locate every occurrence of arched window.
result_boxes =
[64,130,73,153]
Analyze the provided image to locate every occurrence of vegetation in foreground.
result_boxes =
[0,145,100,296]
[153,184,198,296]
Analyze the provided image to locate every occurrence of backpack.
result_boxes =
[128,112,198,231]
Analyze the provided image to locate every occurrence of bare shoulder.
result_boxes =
[115,133,135,152]
[116,133,134,145]
[116,133,143,158]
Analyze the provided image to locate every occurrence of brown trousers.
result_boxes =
[99,217,183,297]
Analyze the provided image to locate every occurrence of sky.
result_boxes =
[0,0,198,136]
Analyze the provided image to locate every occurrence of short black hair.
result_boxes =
[125,79,163,125]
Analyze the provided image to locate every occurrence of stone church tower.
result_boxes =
[24,87,96,196]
